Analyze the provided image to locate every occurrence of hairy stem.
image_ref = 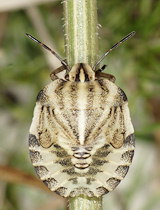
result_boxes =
[63,0,99,68]
[69,195,102,210]
[63,0,102,209]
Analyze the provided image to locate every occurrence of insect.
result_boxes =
[27,31,135,197]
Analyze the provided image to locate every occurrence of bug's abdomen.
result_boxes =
[29,78,135,197]
[29,132,134,197]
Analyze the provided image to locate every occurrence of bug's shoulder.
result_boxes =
[36,79,66,104]
[95,75,128,106]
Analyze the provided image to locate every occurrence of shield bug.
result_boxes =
[27,31,135,197]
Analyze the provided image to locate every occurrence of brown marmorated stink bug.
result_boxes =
[27,31,135,197]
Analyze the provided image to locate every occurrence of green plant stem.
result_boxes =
[69,195,102,210]
[63,0,102,209]
[63,0,99,68]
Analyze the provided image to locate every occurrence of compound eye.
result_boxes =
[69,74,76,82]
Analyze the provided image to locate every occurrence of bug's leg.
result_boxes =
[96,71,116,83]
[100,65,107,72]
[50,65,66,81]
[95,65,107,73]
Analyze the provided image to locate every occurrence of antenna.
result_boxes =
[26,33,70,70]
[93,31,136,70]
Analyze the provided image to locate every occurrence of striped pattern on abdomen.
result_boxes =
[29,132,134,197]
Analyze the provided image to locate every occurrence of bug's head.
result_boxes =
[68,63,95,82]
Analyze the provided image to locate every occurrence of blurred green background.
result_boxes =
[0,0,160,209]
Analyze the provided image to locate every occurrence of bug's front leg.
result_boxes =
[96,70,116,83]
[50,65,66,81]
